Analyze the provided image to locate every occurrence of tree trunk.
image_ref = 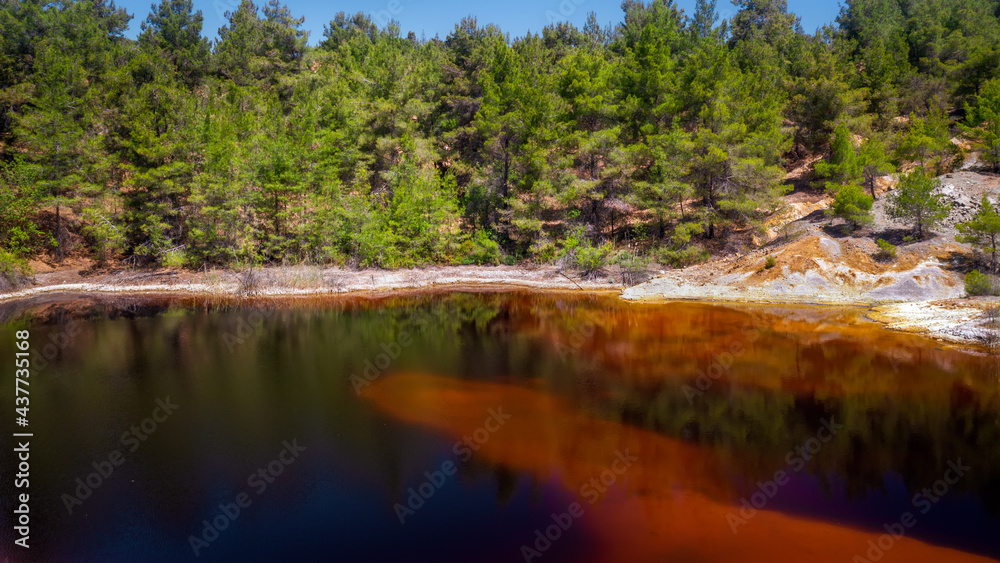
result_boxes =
[54,204,61,259]
[993,233,998,274]
[704,180,715,240]
[502,150,510,199]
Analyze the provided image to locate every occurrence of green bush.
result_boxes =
[575,242,614,274]
[655,221,709,268]
[875,239,897,261]
[560,226,613,275]
[827,183,874,230]
[460,229,501,265]
[344,164,464,268]
[966,270,999,296]
[161,249,186,269]
[0,248,33,290]
[528,237,559,263]
[656,246,710,268]
[765,255,777,269]
[81,207,126,263]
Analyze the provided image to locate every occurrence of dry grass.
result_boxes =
[979,306,1000,355]
[235,265,264,297]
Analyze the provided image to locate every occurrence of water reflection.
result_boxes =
[0,290,996,562]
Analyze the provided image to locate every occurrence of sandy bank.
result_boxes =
[0,263,625,302]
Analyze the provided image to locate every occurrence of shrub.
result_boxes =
[460,229,501,265]
[560,226,613,275]
[966,270,999,296]
[614,249,650,286]
[81,207,126,264]
[575,242,614,275]
[0,248,33,291]
[161,248,186,269]
[655,221,709,268]
[827,183,874,231]
[875,239,897,261]
[764,255,777,269]
[0,158,50,258]
[528,237,559,263]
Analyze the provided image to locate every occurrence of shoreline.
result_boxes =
[1,264,997,351]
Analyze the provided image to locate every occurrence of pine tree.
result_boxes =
[138,0,210,86]
[897,106,957,174]
[957,196,1000,273]
[887,170,952,239]
[837,0,910,126]
[963,78,1000,173]
[815,124,861,185]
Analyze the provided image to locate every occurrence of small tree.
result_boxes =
[827,183,874,231]
[816,126,895,201]
[887,170,952,239]
[815,124,861,185]
[857,136,895,200]
[896,107,957,174]
[957,196,1000,273]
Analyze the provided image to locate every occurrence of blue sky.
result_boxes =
[115,0,842,44]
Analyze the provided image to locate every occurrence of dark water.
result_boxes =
[0,290,998,562]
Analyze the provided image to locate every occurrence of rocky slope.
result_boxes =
[624,167,1000,345]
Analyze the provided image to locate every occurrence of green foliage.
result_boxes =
[4,0,1000,273]
[896,107,958,174]
[815,125,861,185]
[966,270,999,297]
[0,247,32,290]
[214,0,308,85]
[138,0,210,85]
[345,163,463,269]
[887,171,952,238]
[656,245,711,269]
[0,158,51,257]
[957,196,1000,273]
[963,78,1000,173]
[875,238,897,262]
[461,229,502,265]
[613,249,649,286]
[80,206,126,263]
[560,226,613,275]
[764,255,777,270]
[857,135,895,200]
[655,220,709,268]
[827,183,874,231]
